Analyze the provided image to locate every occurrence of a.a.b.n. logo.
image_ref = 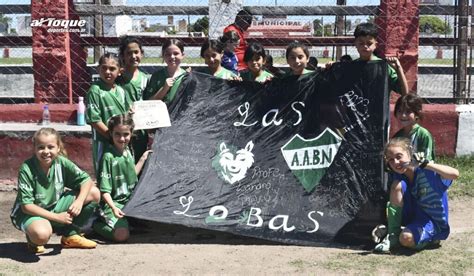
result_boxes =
[212,141,255,184]
[281,128,342,193]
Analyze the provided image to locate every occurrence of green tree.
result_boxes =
[0,14,12,34]
[420,15,452,35]
[323,23,333,36]
[190,16,209,35]
[313,19,333,36]
[145,23,162,32]
[313,19,323,36]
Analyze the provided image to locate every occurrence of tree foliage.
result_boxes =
[0,14,12,34]
[190,16,209,35]
[0,14,11,24]
[145,23,162,32]
[420,15,452,35]
[312,19,333,36]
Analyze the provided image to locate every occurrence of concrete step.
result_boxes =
[0,123,93,183]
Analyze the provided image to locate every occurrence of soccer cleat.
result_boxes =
[371,224,387,244]
[374,233,399,253]
[61,234,97,249]
[27,242,45,254]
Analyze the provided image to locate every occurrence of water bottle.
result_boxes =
[77,97,86,126]
[42,104,50,125]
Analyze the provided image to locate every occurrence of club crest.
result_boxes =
[281,128,342,192]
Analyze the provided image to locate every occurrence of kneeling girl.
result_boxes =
[93,114,151,242]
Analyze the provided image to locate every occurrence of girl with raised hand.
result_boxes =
[143,38,187,103]
[374,137,459,253]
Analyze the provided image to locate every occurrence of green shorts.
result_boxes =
[11,191,76,232]
[99,202,129,230]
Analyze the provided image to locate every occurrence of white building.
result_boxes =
[132,18,149,32]
[16,16,31,36]
[101,0,133,37]
[103,15,133,37]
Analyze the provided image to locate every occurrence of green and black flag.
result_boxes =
[124,61,389,246]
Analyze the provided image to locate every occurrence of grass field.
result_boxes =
[287,231,473,274]
[439,156,474,198]
[286,155,474,274]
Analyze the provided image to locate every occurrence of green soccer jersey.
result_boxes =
[118,70,149,110]
[215,67,237,79]
[143,67,187,103]
[10,155,90,229]
[284,68,314,77]
[394,123,435,161]
[99,145,138,205]
[117,70,149,164]
[240,70,274,83]
[86,79,128,144]
[200,67,237,79]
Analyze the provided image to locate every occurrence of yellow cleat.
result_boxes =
[61,234,97,249]
[27,242,45,254]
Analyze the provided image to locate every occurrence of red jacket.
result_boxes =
[223,24,247,71]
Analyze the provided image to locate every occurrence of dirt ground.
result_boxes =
[0,184,473,275]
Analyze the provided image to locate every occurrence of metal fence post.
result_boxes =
[455,0,469,104]
[94,0,103,64]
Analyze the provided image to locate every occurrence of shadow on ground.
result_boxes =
[91,218,362,250]
[0,242,62,262]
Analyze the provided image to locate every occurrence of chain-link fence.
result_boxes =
[0,0,472,105]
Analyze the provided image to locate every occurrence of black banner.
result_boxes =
[123,61,389,246]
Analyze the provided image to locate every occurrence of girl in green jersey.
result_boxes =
[10,128,100,253]
[143,39,188,103]
[118,36,149,165]
[94,114,151,242]
[286,41,313,76]
[393,94,435,161]
[86,53,127,177]
[241,42,274,83]
[200,39,238,80]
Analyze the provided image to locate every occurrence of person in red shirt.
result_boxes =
[223,9,253,72]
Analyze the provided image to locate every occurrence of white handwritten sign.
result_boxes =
[132,100,171,130]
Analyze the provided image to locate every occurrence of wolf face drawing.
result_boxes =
[214,141,255,184]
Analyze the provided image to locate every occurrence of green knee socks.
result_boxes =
[374,202,402,252]
[387,202,402,237]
